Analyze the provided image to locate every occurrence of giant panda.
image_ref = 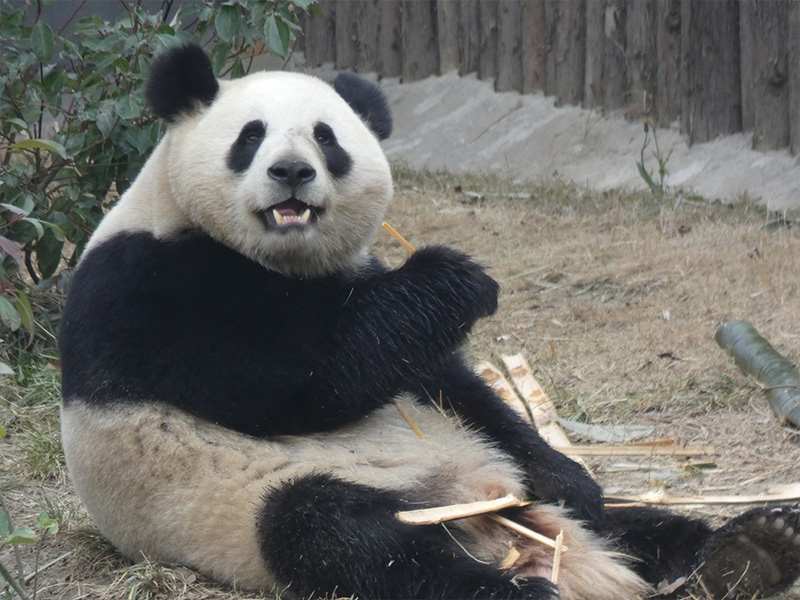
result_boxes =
[59,44,800,600]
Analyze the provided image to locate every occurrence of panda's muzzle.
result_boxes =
[260,161,320,228]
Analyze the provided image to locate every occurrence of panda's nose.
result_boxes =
[268,161,316,188]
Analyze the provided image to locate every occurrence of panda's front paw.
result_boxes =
[525,452,603,526]
[404,245,499,322]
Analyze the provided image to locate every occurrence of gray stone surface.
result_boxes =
[377,71,800,213]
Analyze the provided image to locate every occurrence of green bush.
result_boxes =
[0,0,317,368]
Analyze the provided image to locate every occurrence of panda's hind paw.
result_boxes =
[693,503,800,599]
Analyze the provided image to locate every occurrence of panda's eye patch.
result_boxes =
[238,121,266,145]
[314,123,336,146]
[227,120,266,173]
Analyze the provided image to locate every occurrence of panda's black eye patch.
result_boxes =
[314,121,352,179]
[314,123,335,146]
[227,120,266,173]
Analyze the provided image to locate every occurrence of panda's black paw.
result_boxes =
[693,503,800,599]
[524,450,603,526]
[404,245,499,322]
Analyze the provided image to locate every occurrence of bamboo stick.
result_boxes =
[381,222,416,254]
[550,531,565,584]
[396,494,528,525]
[553,444,715,457]
[605,483,800,507]
[487,514,564,551]
[501,354,591,472]
[475,362,534,423]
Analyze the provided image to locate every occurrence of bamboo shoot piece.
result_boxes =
[715,320,800,427]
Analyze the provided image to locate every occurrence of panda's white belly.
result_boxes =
[61,394,526,591]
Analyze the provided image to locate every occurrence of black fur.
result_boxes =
[146,44,219,123]
[314,121,353,178]
[60,233,498,437]
[258,473,559,600]
[334,72,393,140]
[227,120,266,173]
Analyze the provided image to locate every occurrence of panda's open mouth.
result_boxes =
[258,198,319,229]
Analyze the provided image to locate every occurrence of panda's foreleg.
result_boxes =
[413,357,602,525]
[257,473,559,600]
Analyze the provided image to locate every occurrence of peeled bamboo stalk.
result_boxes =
[553,444,715,457]
[605,483,800,507]
[396,495,528,525]
[716,320,800,427]
[501,354,591,472]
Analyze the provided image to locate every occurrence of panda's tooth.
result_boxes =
[272,209,284,225]
[300,208,311,224]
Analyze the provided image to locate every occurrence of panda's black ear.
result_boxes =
[333,73,392,141]
[146,44,219,123]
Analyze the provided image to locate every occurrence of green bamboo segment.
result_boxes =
[715,320,800,428]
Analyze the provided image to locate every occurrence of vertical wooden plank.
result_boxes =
[335,0,358,70]
[521,0,547,93]
[437,0,461,73]
[401,0,439,81]
[459,0,481,75]
[378,0,403,78]
[545,0,586,106]
[748,0,790,150]
[302,0,336,67]
[626,0,657,119]
[584,0,605,109]
[739,0,756,131]
[654,0,682,127]
[602,0,626,110]
[681,0,741,144]
[479,0,499,82]
[497,0,523,92]
[790,0,800,155]
[355,0,381,72]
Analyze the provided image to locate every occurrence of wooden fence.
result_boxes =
[301,0,800,155]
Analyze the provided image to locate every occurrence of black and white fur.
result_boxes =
[60,44,800,600]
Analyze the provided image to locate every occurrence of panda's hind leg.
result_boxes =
[257,473,558,600]
[599,503,800,599]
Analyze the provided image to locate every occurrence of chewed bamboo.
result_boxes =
[716,319,800,427]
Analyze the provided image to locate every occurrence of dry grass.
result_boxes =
[2,170,800,599]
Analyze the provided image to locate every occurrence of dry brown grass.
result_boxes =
[2,171,799,599]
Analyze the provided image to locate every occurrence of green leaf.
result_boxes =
[37,511,59,536]
[215,5,240,43]
[7,139,67,160]
[114,95,139,120]
[21,217,44,239]
[13,289,34,345]
[30,21,55,62]
[0,363,13,378]
[5,526,36,545]
[265,15,291,58]
[0,296,21,332]
[0,510,9,538]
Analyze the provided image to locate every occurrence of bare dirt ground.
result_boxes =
[2,171,800,599]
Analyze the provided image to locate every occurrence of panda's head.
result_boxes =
[145,44,393,277]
